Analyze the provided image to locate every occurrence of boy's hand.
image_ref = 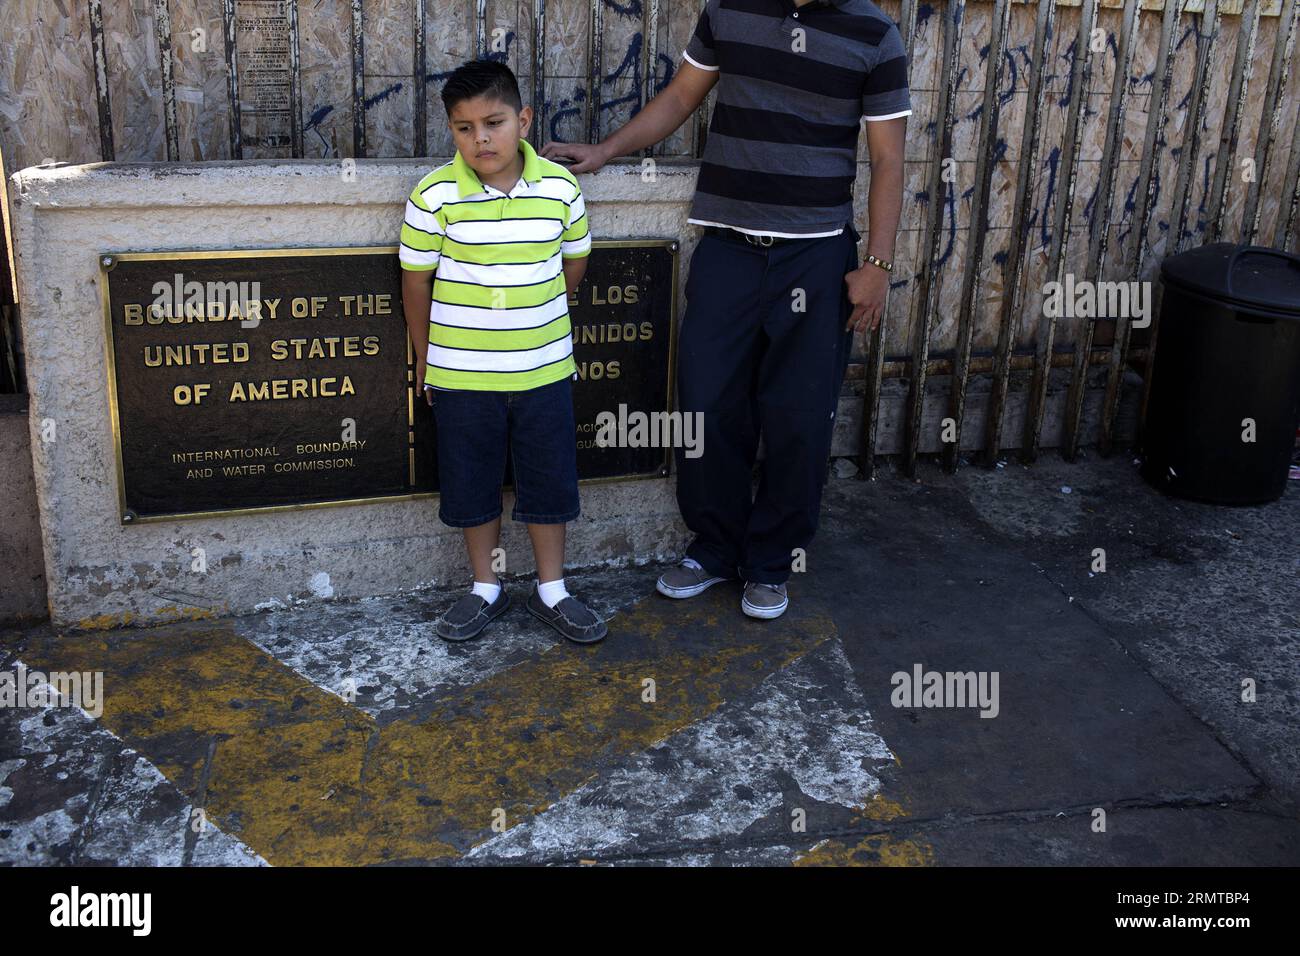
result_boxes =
[541,141,609,174]
[845,263,890,336]
[416,360,432,405]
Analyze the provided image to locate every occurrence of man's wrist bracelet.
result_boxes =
[864,253,893,273]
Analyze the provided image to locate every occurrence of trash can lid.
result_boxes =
[1161,242,1300,319]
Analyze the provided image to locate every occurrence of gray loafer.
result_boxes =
[436,586,510,642]
[656,557,732,599]
[741,581,788,619]
[526,583,608,644]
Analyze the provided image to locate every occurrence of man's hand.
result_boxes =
[540,141,610,174]
[844,262,890,335]
[542,61,718,174]
[849,115,905,337]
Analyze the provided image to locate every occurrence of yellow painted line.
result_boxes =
[21,626,376,864]
[793,790,935,866]
[794,833,935,867]
[857,792,909,822]
[22,589,837,865]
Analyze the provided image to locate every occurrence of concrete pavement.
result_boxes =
[2,452,1297,865]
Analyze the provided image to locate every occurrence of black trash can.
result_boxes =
[1141,243,1300,505]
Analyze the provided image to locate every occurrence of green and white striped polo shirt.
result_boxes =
[399,138,591,391]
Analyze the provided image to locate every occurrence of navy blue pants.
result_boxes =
[675,226,859,585]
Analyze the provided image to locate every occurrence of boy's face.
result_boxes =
[448,95,532,181]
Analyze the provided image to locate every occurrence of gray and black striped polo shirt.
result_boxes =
[683,0,911,237]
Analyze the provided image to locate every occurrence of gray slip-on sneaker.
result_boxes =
[526,583,608,644]
[656,557,732,599]
[435,586,510,642]
[741,581,788,619]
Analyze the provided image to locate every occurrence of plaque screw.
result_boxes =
[101,256,113,267]
[669,242,679,252]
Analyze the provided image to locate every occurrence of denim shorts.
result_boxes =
[429,376,581,527]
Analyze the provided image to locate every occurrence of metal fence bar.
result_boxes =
[1279,102,1300,247]
[88,0,116,161]
[1101,0,1182,455]
[943,0,1010,473]
[221,0,242,159]
[903,0,965,478]
[155,0,180,160]
[984,0,1056,465]
[289,0,303,157]
[1168,0,1223,254]
[413,0,426,155]
[532,0,546,147]
[1023,0,1101,462]
[849,346,1151,381]
[1063,0,1139,461]
[1241,0,1297,243]
[588,0,605,144]
[351,0,365,157]
[642,0,660,157]
[1206,0,1261,241]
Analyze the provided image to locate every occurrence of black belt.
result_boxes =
[702,225,801,247]
[701,225,850,246]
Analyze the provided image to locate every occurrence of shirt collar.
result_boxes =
[453,137,543,198]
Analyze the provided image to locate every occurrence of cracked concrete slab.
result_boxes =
[806,482,1259,826]
[466,639,896,864]
[0,673,263,866]
[895,453,1300,815]
[234,567,649,724]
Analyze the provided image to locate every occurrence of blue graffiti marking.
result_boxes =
[304,104,334,132]
[365,82,403,109]
[1058,38,1078,108]
[549,85,587,139]
[1040,146,1060,248]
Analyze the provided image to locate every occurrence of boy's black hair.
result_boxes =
[441,59,523,114]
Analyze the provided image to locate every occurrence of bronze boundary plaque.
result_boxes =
[98,240,679,524]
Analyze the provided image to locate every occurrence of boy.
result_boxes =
[399,59,606,644]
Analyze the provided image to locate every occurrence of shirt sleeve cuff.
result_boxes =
[863,109,912,122]
[682,50,719,72]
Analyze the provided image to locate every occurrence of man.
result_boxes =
[543,0,910,619]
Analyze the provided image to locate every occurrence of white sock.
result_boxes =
[471,578,501,603]
[537,578,570,608]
